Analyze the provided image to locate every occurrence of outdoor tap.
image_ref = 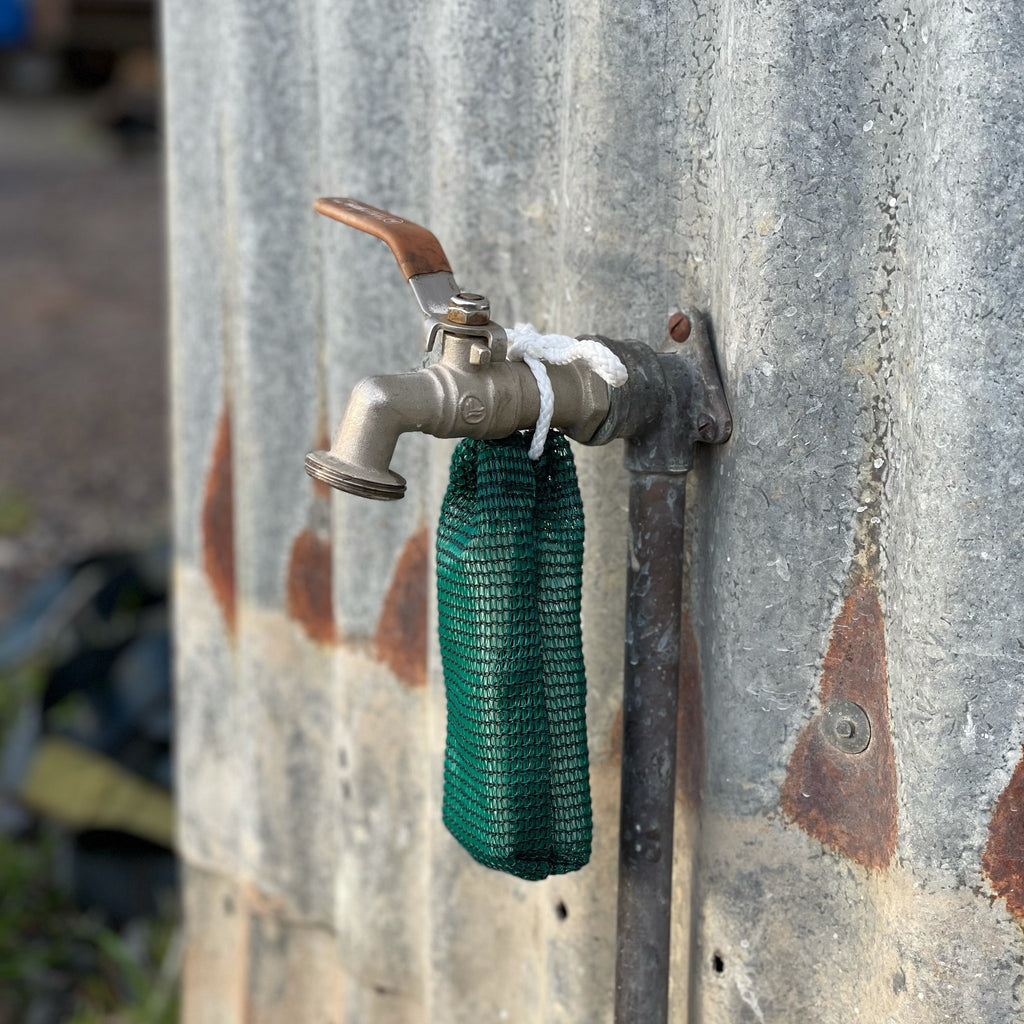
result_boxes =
[305,198,613,500]
[305,197,732,499]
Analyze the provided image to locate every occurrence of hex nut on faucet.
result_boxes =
[447,292,490,326]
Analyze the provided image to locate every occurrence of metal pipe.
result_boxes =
[614,473,687,1024]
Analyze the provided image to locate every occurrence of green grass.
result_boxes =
[0,561,180,1024]
[0,831,179,1024]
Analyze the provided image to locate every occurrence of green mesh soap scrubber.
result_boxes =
[436,432,592,880]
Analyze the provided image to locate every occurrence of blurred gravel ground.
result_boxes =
[0,95,167,621]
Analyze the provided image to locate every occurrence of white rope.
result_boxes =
[507,323,628,460]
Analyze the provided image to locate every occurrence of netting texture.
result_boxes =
[436,432,592,880]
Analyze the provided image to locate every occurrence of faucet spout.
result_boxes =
[305,371,444,500]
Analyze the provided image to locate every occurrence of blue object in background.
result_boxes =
[0,543,176,922]
[0,0,28,48]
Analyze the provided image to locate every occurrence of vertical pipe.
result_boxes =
[614,473,687,1024]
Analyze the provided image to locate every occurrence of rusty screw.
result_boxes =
[448,292,490,326]
[668,311,692,343]
[821,700,871,754]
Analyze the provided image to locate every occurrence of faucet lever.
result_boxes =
[316,196,509,356]
[315,197,451,281]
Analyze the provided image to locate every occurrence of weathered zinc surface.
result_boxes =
[166,0,1024,1020]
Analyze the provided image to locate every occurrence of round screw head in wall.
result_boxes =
[821,700,871,754]
[668,311,691,343]
[448,292,490,325]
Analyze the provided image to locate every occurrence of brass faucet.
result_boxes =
[305,197,731,499]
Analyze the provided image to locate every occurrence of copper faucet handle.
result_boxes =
[315,197,452,281]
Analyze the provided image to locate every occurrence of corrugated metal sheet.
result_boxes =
[165,0,1024,1020]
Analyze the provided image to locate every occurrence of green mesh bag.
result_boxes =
[436,432,592,880]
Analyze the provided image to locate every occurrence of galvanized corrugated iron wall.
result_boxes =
[165,0,1024,1020]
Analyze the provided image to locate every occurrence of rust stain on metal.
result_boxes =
[983,748,1024,922]
[286,529,335,645]
[373,526,428,687]
[677,609,704,807]
[202,408,236,633]
[780,574,897,869]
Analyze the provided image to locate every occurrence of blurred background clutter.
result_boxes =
[0,1,177,1020]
